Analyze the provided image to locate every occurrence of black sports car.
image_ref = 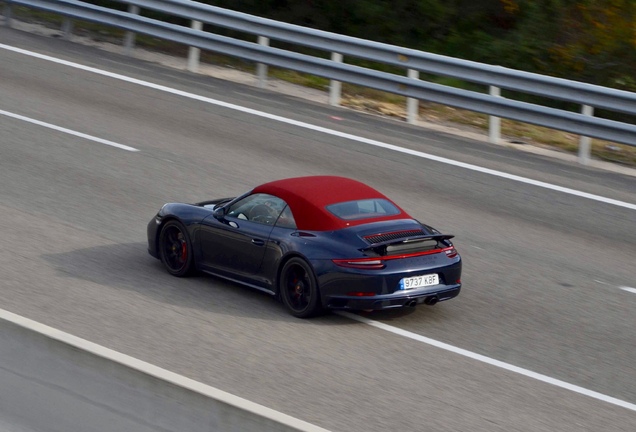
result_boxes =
[147,176,461,317]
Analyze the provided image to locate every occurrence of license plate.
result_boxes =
[399,274,439,290]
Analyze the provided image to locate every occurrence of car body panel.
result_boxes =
[198,214,274,279]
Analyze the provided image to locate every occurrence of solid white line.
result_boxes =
[0,109,139,152]
[619,287,636,294]
[338,311,636,412]
[1,43,634,211]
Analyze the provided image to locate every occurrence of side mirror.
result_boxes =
[213,206,226,219]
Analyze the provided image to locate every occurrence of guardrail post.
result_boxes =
[489,86,501,144]
[256,36,269,89]
[61,17,73,40]
[578,105,594,165]
[407,69,419,124]
[187,20,202,72]
[3,1,12,27]
[329,52,343,106]
[123,5,140,55]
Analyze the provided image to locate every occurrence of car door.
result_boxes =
[197,193,284,281]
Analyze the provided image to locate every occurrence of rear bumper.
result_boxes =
[325,284,461,310]
[313,255,462,310]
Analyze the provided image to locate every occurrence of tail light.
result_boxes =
[444,246,458,258]
[332,259,385,270]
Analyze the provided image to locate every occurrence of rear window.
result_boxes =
[326,199,401,220]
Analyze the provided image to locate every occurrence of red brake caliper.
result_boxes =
[181,241,187,261]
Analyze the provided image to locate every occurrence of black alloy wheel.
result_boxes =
[159,220,194,277]
[279,258,322,318]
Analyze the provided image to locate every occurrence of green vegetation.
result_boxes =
[197,0,636,92]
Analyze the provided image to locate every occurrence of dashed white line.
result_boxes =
[0,109,139,152]
[338,311,636,413]
[1,43,634,211]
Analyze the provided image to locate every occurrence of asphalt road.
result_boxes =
[1,27,635,432]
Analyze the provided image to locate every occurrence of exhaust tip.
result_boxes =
[405,300,417,308]
[424,296,439,306]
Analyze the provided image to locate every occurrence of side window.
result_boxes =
[226,193,286,226]
[275,205,297,229]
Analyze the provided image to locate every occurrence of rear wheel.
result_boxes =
[279,258,322,318]
[159,220,194,277]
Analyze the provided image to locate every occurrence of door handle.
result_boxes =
[251,239,265,246]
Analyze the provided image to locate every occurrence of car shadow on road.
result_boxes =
[35,243,371,323]
[42,242,445,325]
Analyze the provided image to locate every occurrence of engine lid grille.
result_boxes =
[364,229,425,244]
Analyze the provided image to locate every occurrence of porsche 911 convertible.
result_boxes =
[147,176,461,317]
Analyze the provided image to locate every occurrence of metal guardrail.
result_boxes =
[4,0,636,152]
[109,0,636,116]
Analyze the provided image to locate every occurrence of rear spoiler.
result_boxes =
[365,233,454,248]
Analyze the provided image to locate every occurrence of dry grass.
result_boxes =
[341,93,636,166]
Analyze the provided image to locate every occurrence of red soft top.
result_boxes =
[252,176,410,231]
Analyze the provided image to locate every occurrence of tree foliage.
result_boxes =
[88,0,635,90]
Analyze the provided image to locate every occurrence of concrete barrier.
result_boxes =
[0,309,331,432]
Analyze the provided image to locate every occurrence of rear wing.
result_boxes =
[363,233,455,256]
[364,233,454,248]
[369,234,455,248]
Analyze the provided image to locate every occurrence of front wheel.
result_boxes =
[279,258,322,318]
[159,220,194,277]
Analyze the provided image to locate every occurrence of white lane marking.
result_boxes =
[596,282,636,293]
[2,44,635,211]
[0,109,139,152]
[338,311,636,412]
